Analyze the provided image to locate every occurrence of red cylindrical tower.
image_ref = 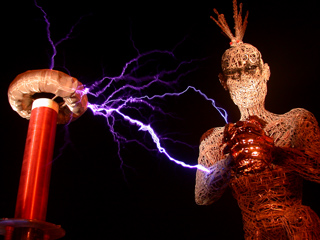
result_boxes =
[16,99,58,219]
[0,69,88,240]
[12,98,59,239]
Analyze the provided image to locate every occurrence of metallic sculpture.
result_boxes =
[195,0,320,239]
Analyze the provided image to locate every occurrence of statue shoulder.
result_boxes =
[285,108,318,125]
[200,126,225,144]
[286,108,315,119]
[283,108,320,147]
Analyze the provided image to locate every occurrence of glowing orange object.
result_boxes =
[223,116,274,175]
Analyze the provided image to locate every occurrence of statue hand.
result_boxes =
[223,116,274,175]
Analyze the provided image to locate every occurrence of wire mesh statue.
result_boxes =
[195,0,320,239]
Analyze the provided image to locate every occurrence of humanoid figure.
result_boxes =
[195,1,320,239]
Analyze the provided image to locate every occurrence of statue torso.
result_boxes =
[229,109,306,224]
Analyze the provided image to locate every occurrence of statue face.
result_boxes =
[219,43,269,108]
[225,68,268,108]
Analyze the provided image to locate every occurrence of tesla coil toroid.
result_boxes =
[8,69,88,124]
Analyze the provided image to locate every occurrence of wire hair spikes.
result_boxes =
[211,0,249,46]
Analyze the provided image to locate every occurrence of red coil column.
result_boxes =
[15,98,58,221]
[3,98,65,240]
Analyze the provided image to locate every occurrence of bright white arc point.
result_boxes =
[87,101,211,173]
[115,110,211,173]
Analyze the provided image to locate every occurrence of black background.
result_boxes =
[1,0,320,239]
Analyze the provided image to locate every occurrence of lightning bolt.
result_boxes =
[33,1,229,174]
[34,0,86,69]
[84,48,228,174]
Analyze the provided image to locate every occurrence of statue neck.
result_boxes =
[238,102,273,122]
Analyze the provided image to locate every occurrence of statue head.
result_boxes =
[211,0,270,108]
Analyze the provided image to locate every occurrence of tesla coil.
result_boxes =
[0,69,87,240]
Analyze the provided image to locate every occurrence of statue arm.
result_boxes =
[276,110,320,182]
[195,127,232,205]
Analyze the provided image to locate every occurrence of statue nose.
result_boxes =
[238,60,246,68]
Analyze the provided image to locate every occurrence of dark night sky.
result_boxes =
[1,1,320,239]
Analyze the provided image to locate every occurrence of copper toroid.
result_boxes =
[8,69,88,124]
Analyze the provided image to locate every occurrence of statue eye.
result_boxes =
[245,65,257,73]
[223,69,242,80]
[231,72,241,80]
[248,65,256,70]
